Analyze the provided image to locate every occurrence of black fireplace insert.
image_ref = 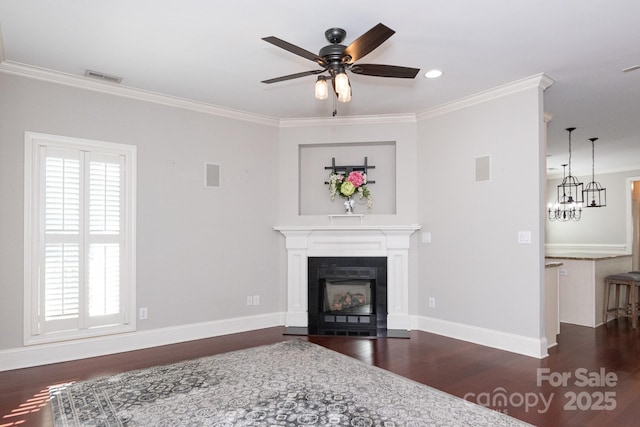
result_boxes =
[308,257,387,336]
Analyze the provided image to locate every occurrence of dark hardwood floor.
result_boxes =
[2,320,640,426]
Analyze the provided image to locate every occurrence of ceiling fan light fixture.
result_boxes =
[334,72,350,99]
[315,76,328,100]
[337,82,351,103]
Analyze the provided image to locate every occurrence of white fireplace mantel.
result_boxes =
[274,225,421,331]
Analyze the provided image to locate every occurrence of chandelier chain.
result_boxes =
[591,138,595,181]
[568,128,573,177]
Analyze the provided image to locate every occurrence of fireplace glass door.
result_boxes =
[323,279,372,315]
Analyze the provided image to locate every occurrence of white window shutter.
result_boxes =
[42,149,82,331]
[25,132,136,344]
[87,153,124,323]
[45,155,81,233]
[89,158,121,234]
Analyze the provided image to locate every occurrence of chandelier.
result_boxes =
[548,127,583,221]
[583,137,607,207]
[548,164,582,221]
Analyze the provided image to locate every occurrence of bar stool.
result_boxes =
[604,273,640,328]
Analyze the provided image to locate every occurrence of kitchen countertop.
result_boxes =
[545,253,632,261]
[545,262,563,268]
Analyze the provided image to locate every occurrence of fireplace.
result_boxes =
[308,257,387,336]
[274,225,420,335]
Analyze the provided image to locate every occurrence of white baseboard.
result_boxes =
[412,315,548,359]
[1,312,549,371]
[0,312,285,372]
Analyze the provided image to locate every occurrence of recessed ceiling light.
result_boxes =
[424,69,443,79]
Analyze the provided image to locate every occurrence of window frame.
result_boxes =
[24,132,137,345]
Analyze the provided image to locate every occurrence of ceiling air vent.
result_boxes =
[84,69,123,83]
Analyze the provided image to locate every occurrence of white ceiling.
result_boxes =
[1,0,639,175]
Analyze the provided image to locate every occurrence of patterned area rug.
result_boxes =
[50,340,532,426]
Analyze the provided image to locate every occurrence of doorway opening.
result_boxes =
[630,179,640,270]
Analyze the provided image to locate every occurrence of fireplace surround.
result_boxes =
[274,225,420,335]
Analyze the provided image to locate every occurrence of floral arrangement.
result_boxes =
[328,170,372,209]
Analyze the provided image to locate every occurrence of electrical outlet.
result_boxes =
[518,231,532,244]
[139,307,148,320]
[428,297,436,308]
[253,295,260,305]
[246,296,253,306]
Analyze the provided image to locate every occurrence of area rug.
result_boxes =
[49,340,531,426]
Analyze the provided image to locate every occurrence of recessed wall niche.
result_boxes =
[298,142,396,215]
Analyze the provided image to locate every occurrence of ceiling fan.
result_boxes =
[261,23,420,106]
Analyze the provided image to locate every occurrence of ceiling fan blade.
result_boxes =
[261,69,325,84]
[262,36,325,66]
[350,64,420,79]
[342,23,395,64]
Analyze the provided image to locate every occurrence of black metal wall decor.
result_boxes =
[324,156,376,184]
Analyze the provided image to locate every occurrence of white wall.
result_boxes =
[416,77,548,355]
[0,73,281,352]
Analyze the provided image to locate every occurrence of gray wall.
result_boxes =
[277,121,419,226]
[276,119,421,319]
[417,85,546,339]
[0,73,280,350]
[278,80,547,345]
[298,142,397,215]
[1,71,550,359]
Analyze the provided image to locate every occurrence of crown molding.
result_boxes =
[279,113,417,128]
[0,60,280,127]
[547,164,640,179]
[416,73,556,121]
[0,59,556,130]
